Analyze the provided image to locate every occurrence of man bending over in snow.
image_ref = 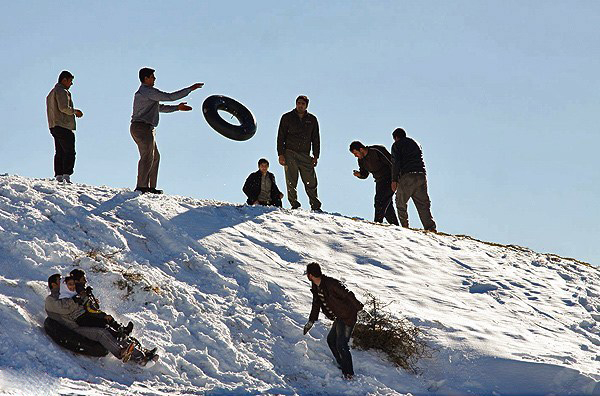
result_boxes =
[303,262,364,379]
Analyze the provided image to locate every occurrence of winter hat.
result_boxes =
[59,280,77,300]
[296,95,309,106]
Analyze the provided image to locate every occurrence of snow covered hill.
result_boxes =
[0,175,598,396]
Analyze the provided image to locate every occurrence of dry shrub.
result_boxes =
[352,293,429,374]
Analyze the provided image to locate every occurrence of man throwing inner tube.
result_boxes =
[130,67,203,194]
[277,95,322,212]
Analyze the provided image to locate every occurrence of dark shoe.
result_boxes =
[291,203,301,210]
[134,186,150,193]
[124,321,134,335]
[312,208,323,213]
[343,373,354,380]
[148,188,163,194]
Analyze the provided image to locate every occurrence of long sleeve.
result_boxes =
[312,118,320,159]
[357,159,370,179]
[277,115,288,156]
[141,86,192,102]
[308,290,321,322]
[391,141,401,181]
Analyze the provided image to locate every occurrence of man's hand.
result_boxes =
[75,109,83,118]
[312,157,318,167]
[178,102,192,111]
[278,155,286,166]
[353,170,361,178]
[279,193,284,199]
[391,181,398,192]
[252,200,259,205]
[190,83,204,90]
[303,320,314,335]
[105,315,113,322]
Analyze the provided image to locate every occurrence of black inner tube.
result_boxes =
[202,95,257,141]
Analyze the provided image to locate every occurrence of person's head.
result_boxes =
[258,158,269,174]
[58,70,74,89]
[47,274,61,290]
[70,269,86,284]
[305,262,322,284]
[349,141,368,159]
[295,95,309,113]
[392,128,407,142]
[64,276,76,292]
[139,67,156,86]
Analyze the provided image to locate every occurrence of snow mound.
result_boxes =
[0,175,598,395]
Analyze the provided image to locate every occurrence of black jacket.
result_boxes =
[277,110,320,158]
[242,170,283,206]
[356,145,393,182]
[391,136,426,180]
[309,275,363,326]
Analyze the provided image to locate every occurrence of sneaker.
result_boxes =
[55,175,64,182]
[139,348,159,366]
[63,175,72,184]
[148,188,163,194]
[121,341,135,363]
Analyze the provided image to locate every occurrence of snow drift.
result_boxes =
[0,175,598,395]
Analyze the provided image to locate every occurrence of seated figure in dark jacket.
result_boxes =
[243,158,284,207]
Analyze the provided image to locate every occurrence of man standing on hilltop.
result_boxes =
[277,95,322,212]
[46,70,84,184]
[303,262,363,379]
[350,141,399,225]
[130,67,203,194]
[390,128,437,232]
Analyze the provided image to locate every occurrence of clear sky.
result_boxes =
[1,1,598,265]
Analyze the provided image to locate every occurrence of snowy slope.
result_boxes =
[0,175,598,396]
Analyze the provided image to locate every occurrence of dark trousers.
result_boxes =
[374,178,399,225]
[326,319,355,376]
[76,312,110,328]
[50,126,76,176]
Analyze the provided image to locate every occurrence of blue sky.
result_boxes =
[1,1,598,265]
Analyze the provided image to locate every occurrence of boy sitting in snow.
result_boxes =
[59,275,133,337]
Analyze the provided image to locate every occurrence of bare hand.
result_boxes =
[252,200,259,205]
[278,155,286,166]
[178,102,192,111]
[75,109,83,118]
[105,315,113,321]
[353,170,360,178]
[391,181,398,192]
[312,157,318,167]
[279,193,284,199]
[190,83,204,90]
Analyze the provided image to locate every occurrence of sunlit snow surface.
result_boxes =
[0,175,598,395]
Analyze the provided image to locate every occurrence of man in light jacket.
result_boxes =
[130,67,203,194]
[46,70,83,184]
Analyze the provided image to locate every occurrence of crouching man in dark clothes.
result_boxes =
[242,158,284,207]
[303,262,364,379]
[350,141,399,225]
[45,274,150,364]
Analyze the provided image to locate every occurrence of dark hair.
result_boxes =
[47,274,61,290]
[349,141,366,152]
[64,276,74,283]
[58,70,74,83]
[139,67,155,83]
[306,262,322,277]
[70,269,86,281]
[296,95,309,106]
[392,128,407,140]
[258,158,269,166]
